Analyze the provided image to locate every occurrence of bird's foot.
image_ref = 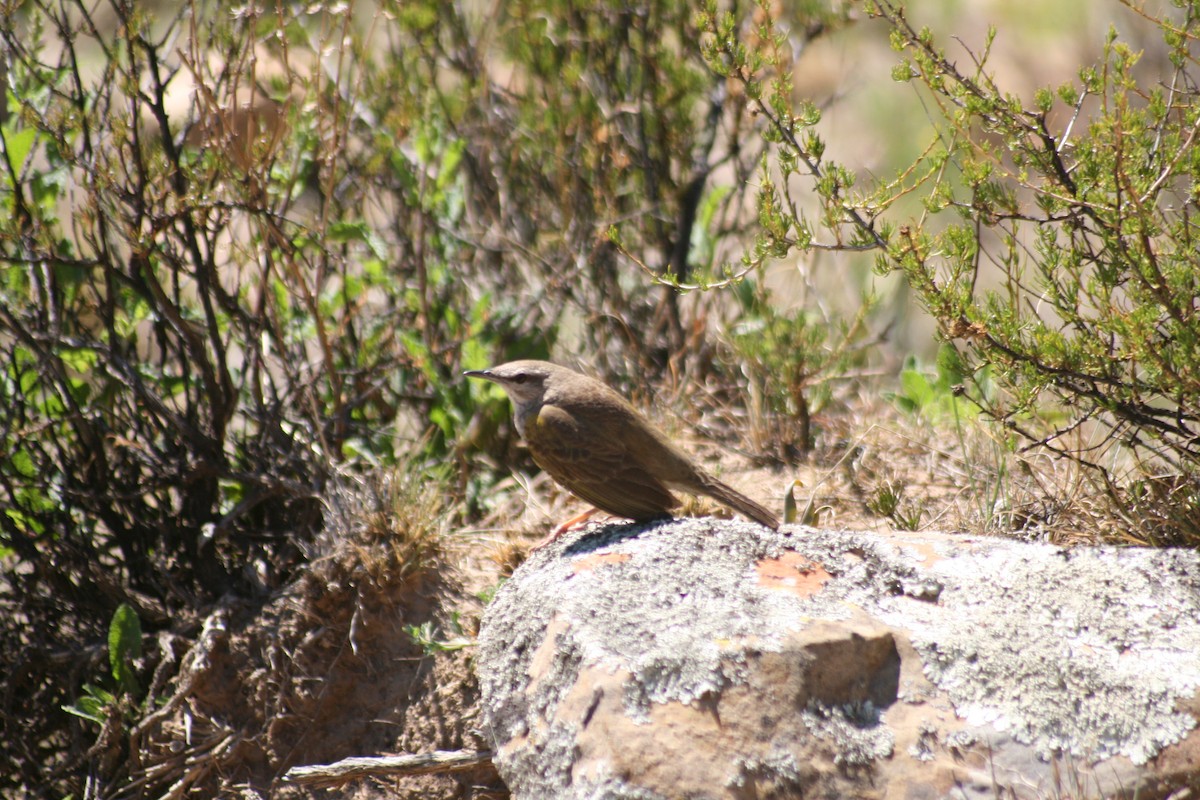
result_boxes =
[530,508,598,551]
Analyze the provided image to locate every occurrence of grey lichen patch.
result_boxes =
[800,701,895,766]
[480,604,587,746]
[497,721,582,797]
[770,530,1200,766]
[727,751,805,791]
[908,721,940,762]
[873,541,1200,764]
[566,777,671,800]
[943,729,979,754]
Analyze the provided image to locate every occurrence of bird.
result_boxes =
[465,360,779,544]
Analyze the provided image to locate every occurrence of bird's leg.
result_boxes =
[530,507,598,550]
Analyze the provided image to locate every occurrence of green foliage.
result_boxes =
[390,0,755,371]
[868,1,1200,486]
[62,604,143,727]
[887,349,1017,532]
[698,0,884,257]
[62,684,119,727]
[696,0,887,458]
[476,580,506,607]
[887,348,982,425]
[783,479,827,526]
[404,615,473,655]
[706,0,1200,537]
[108,604,143,699]
[727,276,875,457]
[867,481,925,531]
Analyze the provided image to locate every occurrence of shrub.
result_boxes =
[0,0,802,793]
[701,0,1200,540]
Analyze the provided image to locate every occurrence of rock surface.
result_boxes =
[476,519,1200,799]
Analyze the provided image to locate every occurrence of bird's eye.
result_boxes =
[512,374,527,384]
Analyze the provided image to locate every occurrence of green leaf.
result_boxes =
[9,449,36,478]
[62,684,115,725]
[437,138,465,189]
[899,365,935,410]
[327,220,389,260]
[58,347,97,373]
[108,603,142,695]
[3,127,37,170]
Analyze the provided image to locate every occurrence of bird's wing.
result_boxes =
[526,402,679,519]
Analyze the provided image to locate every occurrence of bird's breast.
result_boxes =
[513,402,537,439]
[521,407,551,446]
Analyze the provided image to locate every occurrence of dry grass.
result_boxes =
[468,385,1155,565]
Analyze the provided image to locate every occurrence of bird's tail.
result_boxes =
[702,478,780,530]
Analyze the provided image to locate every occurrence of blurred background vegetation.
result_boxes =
[1,0,1196,795]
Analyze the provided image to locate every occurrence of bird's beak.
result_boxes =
[464,369,495,382]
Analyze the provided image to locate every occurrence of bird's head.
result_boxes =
[464,360,556,407]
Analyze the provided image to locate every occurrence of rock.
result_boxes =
[476,519,1200,799]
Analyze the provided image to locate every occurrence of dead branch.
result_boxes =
[280,749,495,787]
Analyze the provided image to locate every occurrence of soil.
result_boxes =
[119,480,508,799]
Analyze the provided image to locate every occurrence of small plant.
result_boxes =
[783,479,828,527]
[62,604,143,727]
[404,614,474,656]
[887,348,983,426]
[868,481,924,531]
[727,278,876,458]
[867,482,902,519]
[476,581,506,606]
[62,684,122,728]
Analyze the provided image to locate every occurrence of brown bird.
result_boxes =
[465,360,779,543]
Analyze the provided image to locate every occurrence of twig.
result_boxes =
[280,749,495,787]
